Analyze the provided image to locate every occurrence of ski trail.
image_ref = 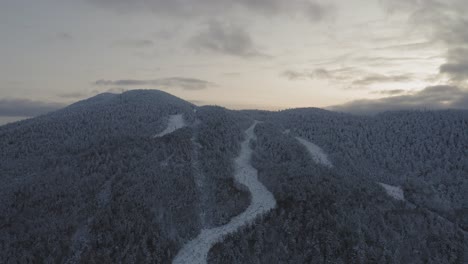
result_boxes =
[173,121,276,264]
[296,137,333,167]
[154,114,186,137]
[378,183,405,201]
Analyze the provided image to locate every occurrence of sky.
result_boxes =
[1,0,468,124]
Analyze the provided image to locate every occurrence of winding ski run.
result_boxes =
[173,121,276,264]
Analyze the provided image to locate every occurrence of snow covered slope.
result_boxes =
[296,137,333,167]
[172,121,276,264]
[378,183,405,201]
[155,114,186,137]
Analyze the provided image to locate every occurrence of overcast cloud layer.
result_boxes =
[331,85,468,114]
[1,0,468,122]
[88,0,332,21]
[189,21,266,58]
[94,77,216,90]
[0,99,64,117]
[381,0,468,83]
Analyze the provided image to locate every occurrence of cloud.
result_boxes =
[56,32,73,40]
[189,21,266,58]
[94,77,216,90]
[112,39,154,48]
[283,67,418,90]
[440,62,468,81]
[281,68,332,80]
[0,99,65,117]
[282,70,305,80]
[222,72,241,77]
[439,48,468,81]
[374,41,435,51]
[88,0,332,21]
[380,0,468,83]
[375,89,407,95]
[352,74,413,86]
[282,67,410,88]
[57,92,87,99]
[330,85,468,114]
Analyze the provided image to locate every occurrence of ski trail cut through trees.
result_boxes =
[154,114,186,137]
[296,137,333,167]
[378,183,405,201]
[172,121,276,264]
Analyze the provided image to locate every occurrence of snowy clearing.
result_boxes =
[154,114,186,137]
[172,121,276,264]
[296,137,333,167]
[378,183,405,201]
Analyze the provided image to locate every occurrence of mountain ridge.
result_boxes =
[1,89,466,263]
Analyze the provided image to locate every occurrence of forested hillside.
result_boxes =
[0,90,466,263]
[208,121,466,264]
[0,90,250,262]
[191,106,251,228]
[267,109,468,231]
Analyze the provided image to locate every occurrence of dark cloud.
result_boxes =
[439,48,468,81]
[375,89,407,95]
[440,63,468,81]
[352,74,413,86]
[88,0,332,21]
[330,85,468,114]
[0,99,64,117]
[189,22,266,58]
[94,77,216,90]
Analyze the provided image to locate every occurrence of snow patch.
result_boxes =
[154,114,186,137]
[173,121,276,264]
[379,183,405,201]
[296,137,333,167]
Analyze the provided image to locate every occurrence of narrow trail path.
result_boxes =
[154,114,186,137]
[296,137,333,167]
[173,121,276,264]
[378,183,405,201]
[295,136,467,255]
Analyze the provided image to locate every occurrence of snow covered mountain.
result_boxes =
[1,90,467,263]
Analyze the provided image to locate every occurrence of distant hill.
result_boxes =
[1,90,466,263]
